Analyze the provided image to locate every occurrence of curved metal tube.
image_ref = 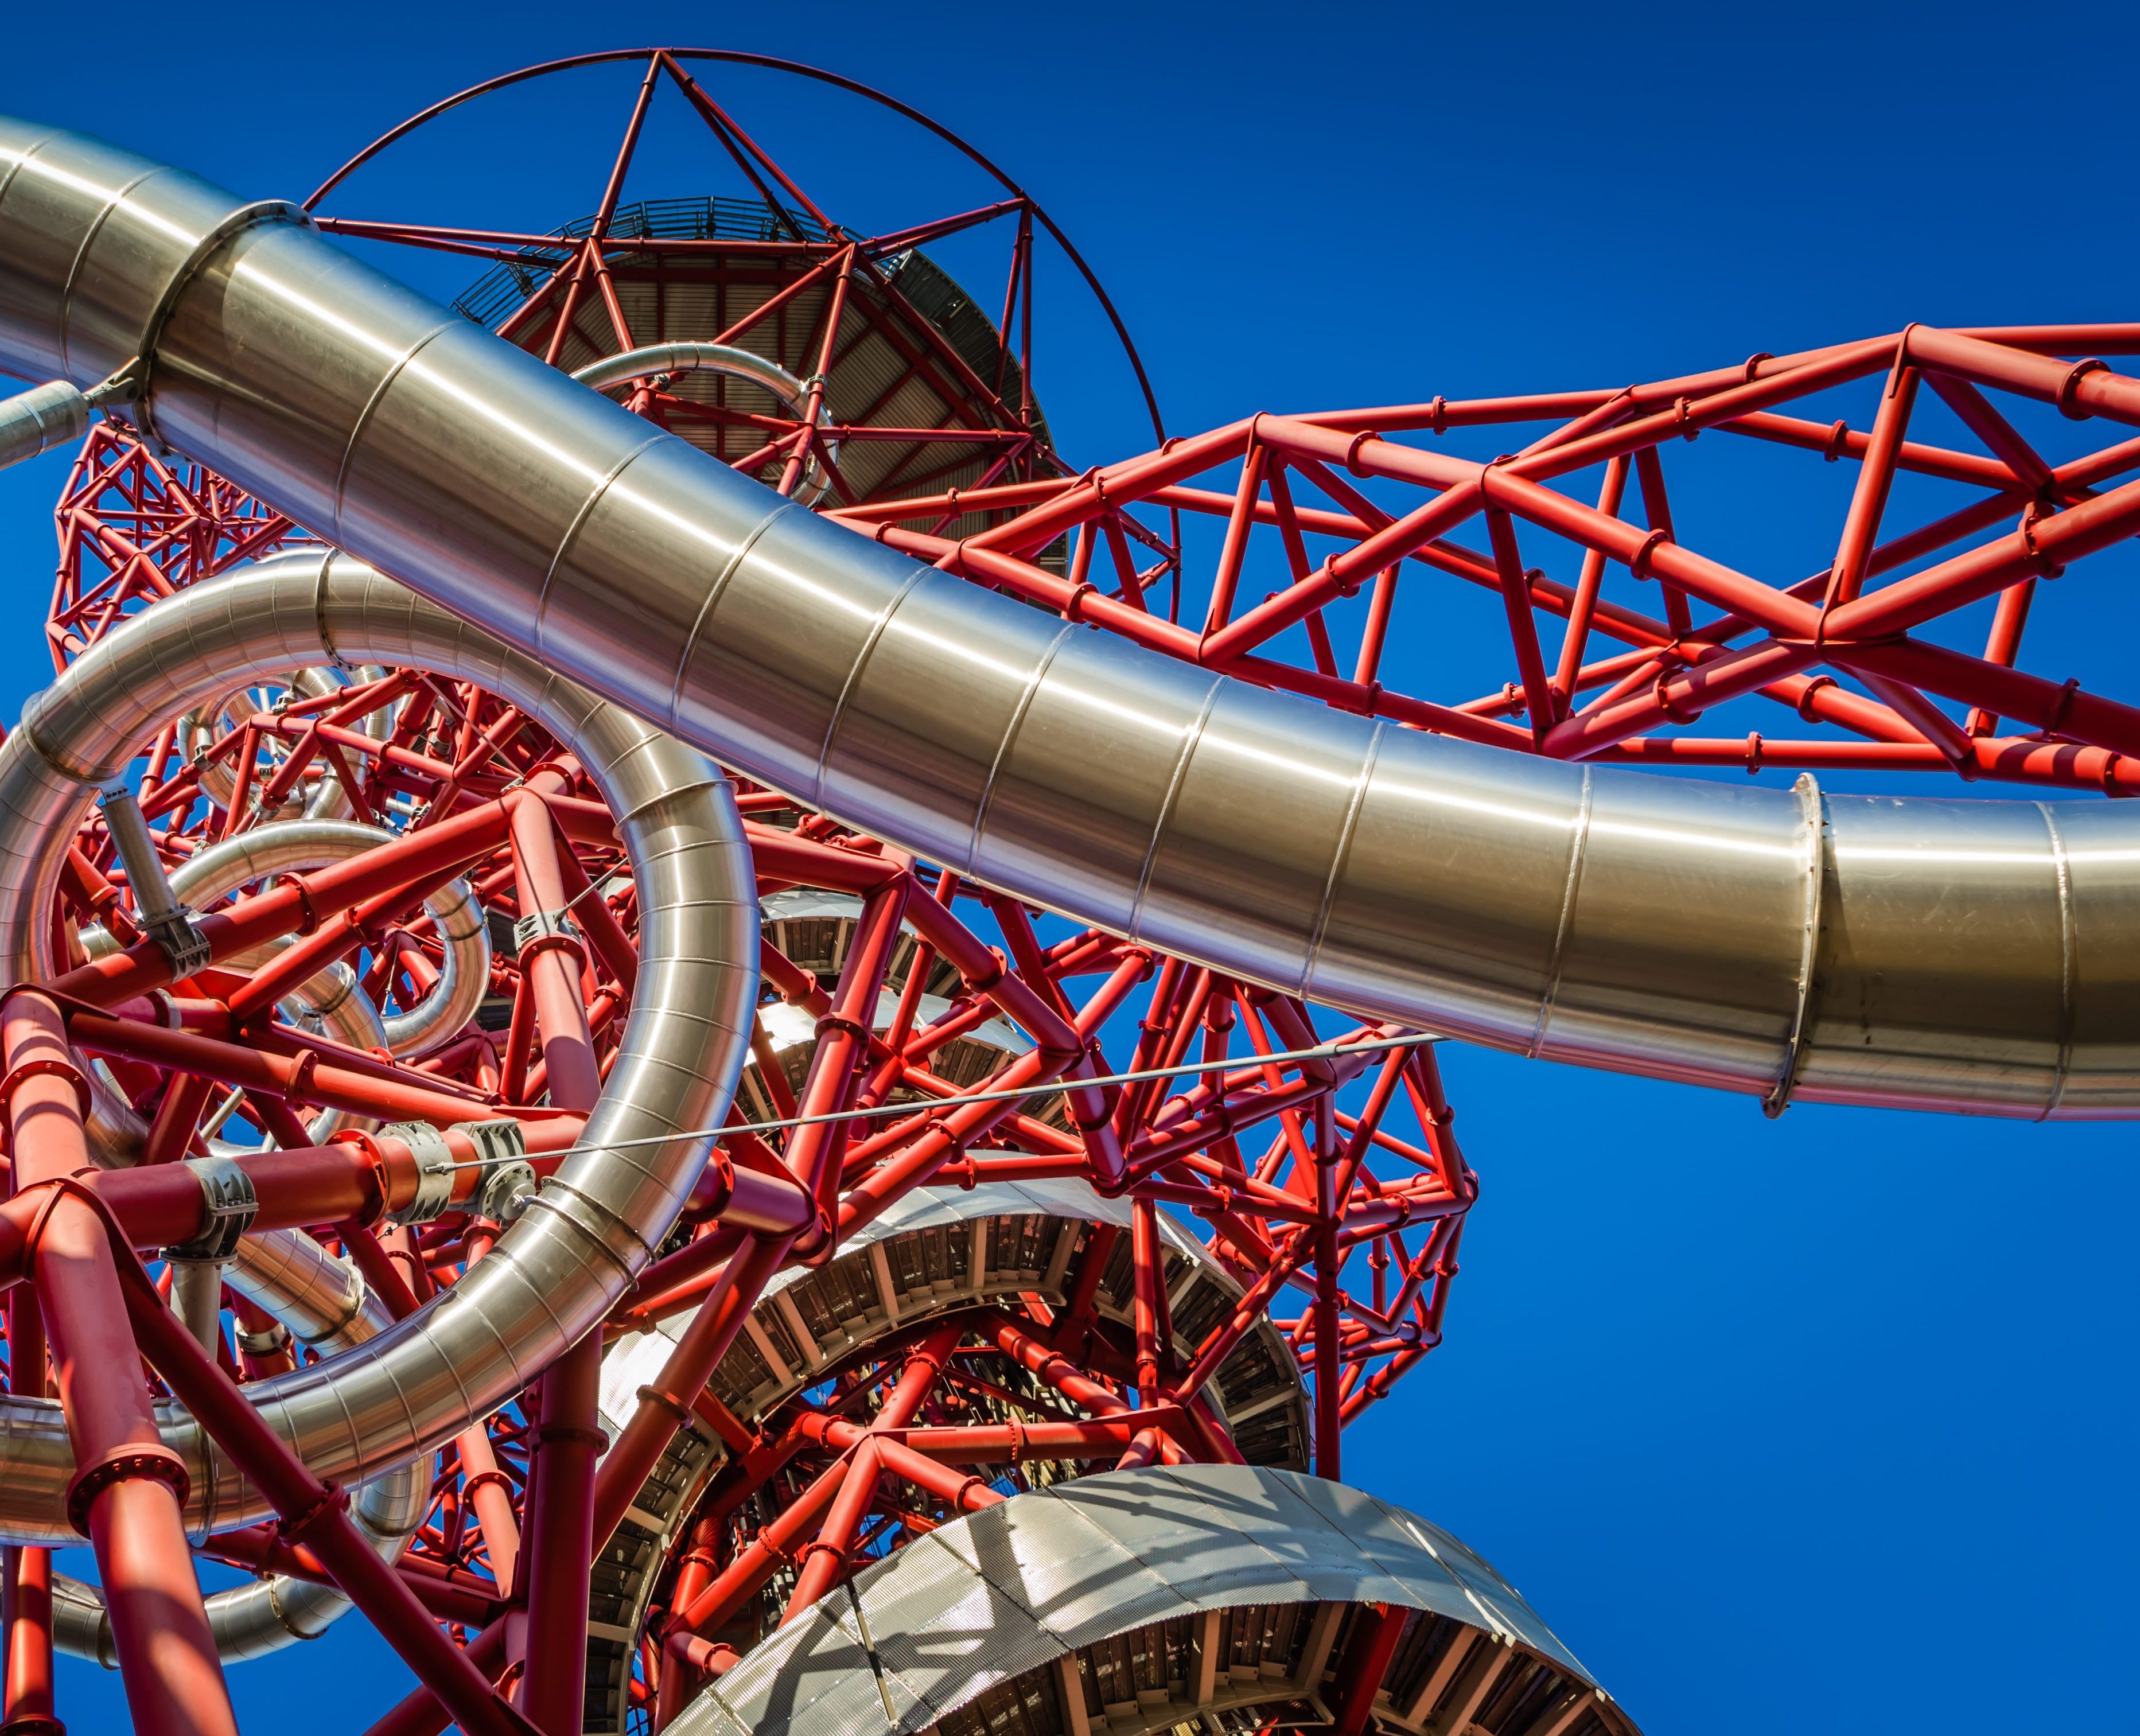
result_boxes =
[2,121,2139,1125]
[571,342,836,506]
[166,818,491,1058]
[53,1231,425,1665]
[0,551,757,1543]
[181,664,397,825]
[77,812,489,1145]
[571,341,816,415]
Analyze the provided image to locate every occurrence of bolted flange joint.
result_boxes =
[380,1122,456,1226]
[457,1118,536,1225]
[64,1442,190,1538]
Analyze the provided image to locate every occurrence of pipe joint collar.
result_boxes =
[381,1121,455,1225]
[457,1118,535,1225]
[169,1155,258,1262]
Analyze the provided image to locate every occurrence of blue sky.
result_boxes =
[2,3,2137,1731]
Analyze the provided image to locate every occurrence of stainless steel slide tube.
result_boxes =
[1,115,2137,1124]
[0,551,757,1543]
[161,819,491,1058]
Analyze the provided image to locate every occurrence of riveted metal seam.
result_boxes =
[329,318,458,538]
[812,562,935,814]
[1129,678,1225,947]
[662,502,794,729]
[2039,801,2076,1120]
[55,165,160,380]
[533,430,668,659]
[1764,772,1828,1119]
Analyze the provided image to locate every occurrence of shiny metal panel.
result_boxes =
[57,165,235,385]
[2041,801,2140,1115]
[669,503,916,808]
[339,319,649,635]
[1137,683,1369,992]
[149,220,453,539]
[535,436,765,718]
[1798,795,2067,1112]
[1313,735,1586,1048]
[0,125,140,379]
[972,624,1216,936]
[819,568,1067,873]
[682,1465,1605,1736]
[1542,770,1812,1093]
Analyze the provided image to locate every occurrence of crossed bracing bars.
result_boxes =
[830,323,2140,795]
[0,647,1461,1733]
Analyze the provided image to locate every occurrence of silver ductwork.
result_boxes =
[0,551,757,1543]
[1,117,2134,1119]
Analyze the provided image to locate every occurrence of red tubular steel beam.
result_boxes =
[2,989,237,1736]
[1823,352,1919,612]
[518,1334,604,1734]
[511,780,606,1731]
[2,1282,57,1735]
[53,797,515,1011]
[592,1232,796,1555]
[1823,468,2140,643]
[1,1545,59,1734]
[112,1244,536,1736]
[1331,1602,1409,1736]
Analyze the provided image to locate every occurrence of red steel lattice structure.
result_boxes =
[16,39,2140,1736]
[874,323,2140,796]
[0,53,1475,1736]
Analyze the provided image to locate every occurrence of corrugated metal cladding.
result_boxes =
[672,1465,1640,1736]
[453,196,1051,511]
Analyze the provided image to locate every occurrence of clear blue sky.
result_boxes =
[2,3,2135,1731]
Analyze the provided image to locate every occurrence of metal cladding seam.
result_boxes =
[1,118,2137,1135]
[0,551,758,1544]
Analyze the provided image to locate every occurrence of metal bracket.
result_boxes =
[456,1118,536,1225]
[512,908,582,955]
[96,781,212,978]
[382,1121,456,1225]
[168,1155,258,1261]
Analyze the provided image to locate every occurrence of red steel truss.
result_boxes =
[32,51,2131,1736]
[847,324,2140,795]
[1,53,1468,1736]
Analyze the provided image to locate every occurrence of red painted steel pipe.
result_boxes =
[2,990,236,1736]
[512,783,605,1734]
[113,1248,536,1736]
[517,1334,603,1734]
